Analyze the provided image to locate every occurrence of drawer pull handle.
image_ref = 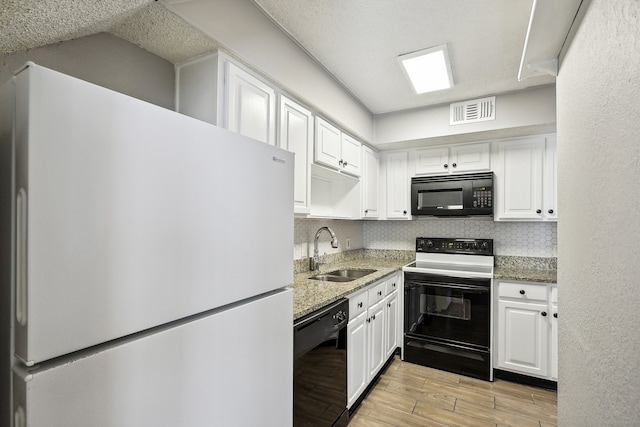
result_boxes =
[541,311,547,317]
[553,313,558,318]
[519,290,525,295]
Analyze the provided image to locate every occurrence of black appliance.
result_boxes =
[403,238,494,381]
[411,172,493,216]
[293,298,349,426]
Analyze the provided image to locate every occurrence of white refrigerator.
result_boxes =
[0,63,294,427]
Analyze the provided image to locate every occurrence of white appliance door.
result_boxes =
[13,64,294,365]
[13,289,293,427]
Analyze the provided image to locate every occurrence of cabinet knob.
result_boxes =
[536,209,542,214]
[358,302,363,308]
[443,163,448,168]
[541,311,548,317]
[452,163,457,168]
[367,318,371,323]
[338,159,343,166]
[388,303,391,307]
[378,291,382,296]
[364,209,368,214]
[519,289,526,295]
[553,313,558,318]
[403,210,407,215]
[548,209,554,214]
[372,314,376,320]
[343,161,348,167]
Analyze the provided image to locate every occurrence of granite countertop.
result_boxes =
[291,252,558,321]
[291,256,411,321]
[493,255,557,284]
[493,267,557,283]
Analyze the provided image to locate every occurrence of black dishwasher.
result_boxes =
[293,298,349,427]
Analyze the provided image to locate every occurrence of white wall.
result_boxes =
[162,0,374,143]
[374,85,556,150]
[557,0,640,424]
[0,33,175,109]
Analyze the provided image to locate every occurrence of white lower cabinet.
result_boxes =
[496,280,558,381]
[347,273,400,408]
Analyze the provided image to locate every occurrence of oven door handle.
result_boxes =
[405,281,490,293]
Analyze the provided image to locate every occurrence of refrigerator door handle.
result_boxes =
[16,188,28,326]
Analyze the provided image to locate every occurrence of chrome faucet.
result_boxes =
[310,226,339,271]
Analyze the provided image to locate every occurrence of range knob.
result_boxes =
[334,311,346,323]
[480,242,489,250]
[426,240,434,248]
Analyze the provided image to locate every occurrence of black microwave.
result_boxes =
[411,172,494,217]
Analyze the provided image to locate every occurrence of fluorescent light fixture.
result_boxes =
[398,45,454,94]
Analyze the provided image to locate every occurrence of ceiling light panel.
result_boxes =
[398,45,454,94]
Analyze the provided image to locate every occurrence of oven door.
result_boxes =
[404,273,490,349]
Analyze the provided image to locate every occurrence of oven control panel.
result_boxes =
[416,238,493,255]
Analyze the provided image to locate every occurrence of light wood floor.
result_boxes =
[350,357,557,427]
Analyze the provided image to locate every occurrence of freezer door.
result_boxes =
[13,289,293,427]
[13,64,294,365]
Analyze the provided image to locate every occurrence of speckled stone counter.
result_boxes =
[291,250,413,321]
[291,253,558,320]
[493,256,557,284]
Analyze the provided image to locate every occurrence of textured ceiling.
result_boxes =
[252,0,556,114]
[0,0,556,115]
[0,0,217,64]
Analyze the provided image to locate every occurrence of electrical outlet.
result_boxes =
[346,239,351,249]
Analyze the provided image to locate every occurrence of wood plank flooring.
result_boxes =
[349,357,557,427]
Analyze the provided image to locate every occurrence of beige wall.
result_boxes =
[557,0,640,424]
[0,33,175,110]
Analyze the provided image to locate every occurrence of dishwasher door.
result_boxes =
[293,299,349,426]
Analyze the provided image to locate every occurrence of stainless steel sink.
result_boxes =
[309,274,356,282]
[309,268,377,282]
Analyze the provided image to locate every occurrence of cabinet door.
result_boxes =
[384,291,398,359]
[347,311,368,408]
[415,146,449,175]
[498,299,549,378]
[368,299,386,381]
[278,96,313,215]
[550,286,558,381]
[385,151,410,219]
[225,62,276,145]
[544,136,558,220]
[341,133,362,177]
[450,142,491,173]
[314,117,341,169]
[495,138,545,220]
[362,146,379,218]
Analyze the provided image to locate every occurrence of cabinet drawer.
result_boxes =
[499,281,548,301]
[349,291,367,321]
[368,282,386,306]
[386,276,399,295]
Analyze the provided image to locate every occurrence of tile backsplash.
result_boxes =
[364,219,557,257]
[294,218,557,261]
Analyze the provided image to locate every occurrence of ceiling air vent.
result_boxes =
[450,96,496,125]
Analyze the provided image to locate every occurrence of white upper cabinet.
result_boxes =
[415,142,490,175]
[362,146,379,219]
[494,135,556,221]
[314,117,362,177]
[225,62,276,145]
[175,51,276,145]
[383,151,410,219]
[278,95,313,215]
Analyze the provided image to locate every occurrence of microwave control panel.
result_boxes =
[472,185,492,208]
